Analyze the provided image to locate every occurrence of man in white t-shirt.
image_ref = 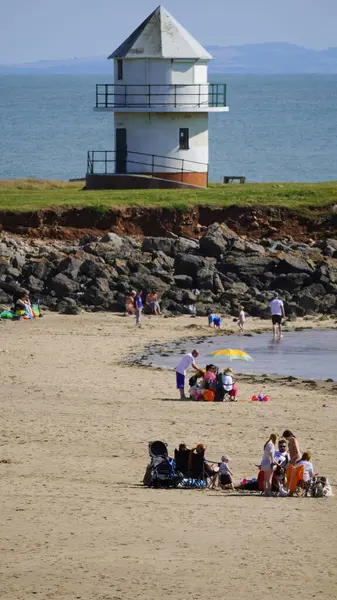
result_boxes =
[269,293,285,338]
[176,349,199,400]
[274,439,289,466]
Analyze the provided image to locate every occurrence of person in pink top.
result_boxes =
[203,364,217,389]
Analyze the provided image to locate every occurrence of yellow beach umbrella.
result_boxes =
[208,348,254,361]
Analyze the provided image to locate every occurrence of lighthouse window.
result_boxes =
[117,59,123,80]
[179,128,189,150]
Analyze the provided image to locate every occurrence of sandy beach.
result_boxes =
[1,312,336,600]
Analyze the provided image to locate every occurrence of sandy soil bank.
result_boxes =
[1,313,336,600]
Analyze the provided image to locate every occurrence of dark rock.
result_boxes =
[22,260,51,281]
[174,274,194,289]
[0,290,12,304]
[57,256,84,280]
[5,266,21,279]
[163,288,185,303]
[174,254,205,277]
[152,251,174,271]
[25,275,44,293]
[244,241,266,255]
[160,298,188,314]
[182,290,197,304]
[100,232,124,246]
[49,273,79,297]
[82,288,115,309]
[79,259,108,279]
[213,273,224,294]
[58,297,81,315]
[304,283,326,296]
[218,254,277,278]
[142,237,198,258]
[129,274,169,293]
[196,266,215,291]
[150,269,174,285]
[284,302,306,317]
[199,223,236,259]
[295,292,320,313]
[231,239,246,253]
[12,254,26,269]
[0,242,14,259]
[276,254,314,275]
[0,280,27,296]
[270,273,311,291]
[319,294,337,312]
[197,291,216,304]
[243,299,270,318]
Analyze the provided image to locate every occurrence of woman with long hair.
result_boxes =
[260,433,277,496]
[282,430,301,465]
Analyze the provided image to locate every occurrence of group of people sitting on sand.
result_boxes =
[176,349,238,401]
[188,365,238,402]
[146,431,330,497]
[173,443,234,489]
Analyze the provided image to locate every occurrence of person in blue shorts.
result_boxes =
[175,349,200,400]
[213,316,222,329]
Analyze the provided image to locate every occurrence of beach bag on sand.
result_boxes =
[203,390,215,402]
[0,310,14,319]
[306,476,333,498]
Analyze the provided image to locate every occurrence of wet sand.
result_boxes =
[1,313,336,600]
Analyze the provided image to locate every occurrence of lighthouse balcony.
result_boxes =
[94,83,228,112]
[86,150,209,188]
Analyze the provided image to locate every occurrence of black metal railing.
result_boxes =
[87,150,208,183]
[95,83,226,108]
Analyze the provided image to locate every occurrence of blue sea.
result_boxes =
[141,329,337,381]
[0,74,336,182]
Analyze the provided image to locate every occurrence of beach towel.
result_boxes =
[286,464,305,494]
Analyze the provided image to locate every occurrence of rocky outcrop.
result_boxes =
[1,226,337,318]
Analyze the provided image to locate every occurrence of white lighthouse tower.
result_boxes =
[86,5,228,189]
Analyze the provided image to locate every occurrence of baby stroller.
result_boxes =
[146,441,183,488]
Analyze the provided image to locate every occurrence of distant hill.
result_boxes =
[1,43,337,74]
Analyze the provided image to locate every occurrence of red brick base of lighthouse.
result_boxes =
[150,172,208,187]
[86,172,208,190]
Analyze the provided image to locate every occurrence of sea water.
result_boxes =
[141,329,337,381]
[0,74,336,182]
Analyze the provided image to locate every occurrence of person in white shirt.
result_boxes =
[296,452,314,483]
[218,455,234,489]
[274,439,290,466]
[260,433,277,495]
[269,294,285,338]
[221,368,238,400]
[175,349,199,400]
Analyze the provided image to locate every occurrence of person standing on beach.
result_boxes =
[260,433,277,496]
[134,290,143,327]
[238,306,246,331]
[269,293,285,338]
[175,349,200,400]
[282,430,301,465]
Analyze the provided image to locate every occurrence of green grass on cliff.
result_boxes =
[0,179,336,216]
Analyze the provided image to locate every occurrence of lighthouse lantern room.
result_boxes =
[86,5,228,189]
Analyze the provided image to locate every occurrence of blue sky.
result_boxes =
[1,0,336,64]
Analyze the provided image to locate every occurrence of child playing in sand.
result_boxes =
[238,306,246,331]
[208,313,215,327]
[219,455,234,489]
[213,316,222,329]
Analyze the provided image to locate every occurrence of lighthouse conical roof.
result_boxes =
[108,5,212,60]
